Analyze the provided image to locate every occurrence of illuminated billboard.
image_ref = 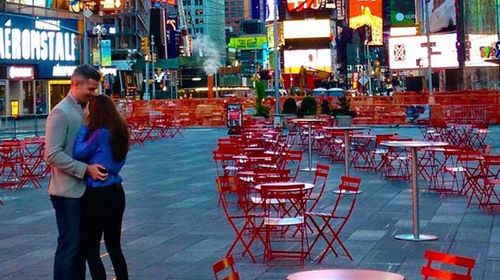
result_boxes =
[265,0,279,22]
[466,34,500,67]
[286,0,336,12]
[0,13,80,78]
[428,0,456,33]
[390,0,415,27]
[283,19,330,39]
[228,36,267,50]
[266,23,284,49]
[284,49,332,73]
[100,0,122,10]
[388,33,458,69]
[348,0,383,45]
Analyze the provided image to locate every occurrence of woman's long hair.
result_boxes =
[86,95,130,162]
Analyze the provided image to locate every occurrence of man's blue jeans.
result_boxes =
[51,195,86,280]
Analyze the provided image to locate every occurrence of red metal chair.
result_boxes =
[479,156,500,211]
[213,150,239,176]
[285,150,303,181]
[421,250,476,280]
[307,176,361,263]
[307,164,330,212]
[212,255,240,280]
[0,143,22,189]
[216,177,262,263]
[260,183,308,264]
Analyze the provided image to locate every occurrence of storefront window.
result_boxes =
[0,81,6,115]
[49,81,70,110]
[35,81,48,115]
[22,81,35,115]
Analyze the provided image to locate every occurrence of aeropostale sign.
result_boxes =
[0,13,80,78]
[0,18,77,62]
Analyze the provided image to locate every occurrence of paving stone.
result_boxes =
[0,126,498,279]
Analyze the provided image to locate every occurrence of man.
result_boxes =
[45,64,108,280]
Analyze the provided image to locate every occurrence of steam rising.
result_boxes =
[191,35,222,75]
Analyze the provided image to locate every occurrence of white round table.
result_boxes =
[324,127,368,176]
[287,269,405,280]
[381,140,448,242]
[325,126,368,195]
[292,119,324,172]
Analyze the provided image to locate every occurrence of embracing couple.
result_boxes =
[44,64,131,280]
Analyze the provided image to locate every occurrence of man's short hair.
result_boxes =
[72,64,101,82]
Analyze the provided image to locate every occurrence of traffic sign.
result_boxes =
[421,42,436,47]
[83,7,93,18]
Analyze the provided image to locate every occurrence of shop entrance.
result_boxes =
[48,81,71,110]
[0,80,6,115]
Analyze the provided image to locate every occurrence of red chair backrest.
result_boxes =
[330,176,361,219]
[421,250,476,280]
[212,255,238,280]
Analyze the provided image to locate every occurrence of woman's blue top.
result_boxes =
[73,126,125,188]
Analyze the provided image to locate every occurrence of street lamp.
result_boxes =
[93,24,107,94]
[423,0,433,96]
[272,0,281,126]
[151,34,156,99]
[73,0,95,64]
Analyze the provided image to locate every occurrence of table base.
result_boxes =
[300,167,317,172]
[333,189,363,195]
[394,233,438,241]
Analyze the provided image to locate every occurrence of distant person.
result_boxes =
[44,64,108,280]
[74,94,131,280]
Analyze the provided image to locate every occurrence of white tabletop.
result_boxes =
[292,118,324,123]
[287,269,405,280]
[381,140,448,148]
[351,134,376,138]
[324,126,368,131]
[255,182,315,191]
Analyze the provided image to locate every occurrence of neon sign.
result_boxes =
[286,0,336,12]
[8,66,34,80]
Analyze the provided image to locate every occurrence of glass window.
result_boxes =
[0,81,6,115]
[35,81,48,115]
[22,81,34,115]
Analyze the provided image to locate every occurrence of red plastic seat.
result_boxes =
[421,250,476,280]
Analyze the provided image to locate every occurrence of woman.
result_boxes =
[74,94,130,280]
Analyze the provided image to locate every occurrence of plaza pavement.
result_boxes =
[0,125,499,279]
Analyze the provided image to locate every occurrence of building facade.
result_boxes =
[0,2,81,116]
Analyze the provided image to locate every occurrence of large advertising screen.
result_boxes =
[284,49,331,73]
[390,0,415,27]
[428,0,456,33]
[466,34,500,67]
[283,19,330,39]
[388,33,459,69]
[228,36,267,50]
[286,0,336,12]
[348,0,383,45]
